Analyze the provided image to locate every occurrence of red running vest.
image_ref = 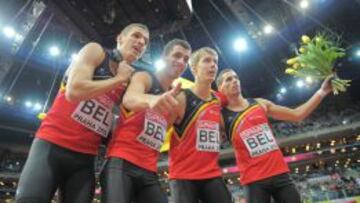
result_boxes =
[222,99,289,185]
[169,89,222,180]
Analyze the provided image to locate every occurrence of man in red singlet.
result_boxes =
[217,68,332,203]
[168,47,232,203]
[16,23,149,203]
[101,39,192,203]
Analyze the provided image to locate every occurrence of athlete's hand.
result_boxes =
[320,75,333,95]
[150,83,182,115]
[115,61,135,86]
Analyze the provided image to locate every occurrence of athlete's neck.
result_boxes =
[117,47,135,64]
[228,93,247,109]
[192,81,212,100]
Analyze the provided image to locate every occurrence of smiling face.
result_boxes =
[162,44,191,79]
[117,24,149,63]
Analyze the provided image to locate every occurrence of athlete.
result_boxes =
[16,23,149,203]
[101,39,192,203]
[217,68,332,203]
[168,47,232,203]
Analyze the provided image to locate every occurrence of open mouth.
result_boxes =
[232,85,240,91]
[209,71,216,76]
[174,65,184,71]
[132,46,141,54]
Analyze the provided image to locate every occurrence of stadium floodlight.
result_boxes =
[356,49,360,57]
[280,87,287,94]
[296,80,305,88]
[3,26,16,39]
[155,59,165,71]
[34,103,42,111]
[233,38,247,52]
[49,46,60,57]
[263,24,274,34]
[25,101,33,108]
[300,0,309,9]
[5,96,12,102]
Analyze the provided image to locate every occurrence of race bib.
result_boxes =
[239,123,278,157]
[71,97,113,138]
[196,120,220,152]
[137,110,167,151]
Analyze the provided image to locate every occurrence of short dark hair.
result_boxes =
[216,68,235,89]
[163,39,191,56]
[119,23,149,36]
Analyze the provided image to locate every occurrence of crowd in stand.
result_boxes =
[0,149,25,173]
[295,165,360,203]
[227,163,360,203]
[272,102,360,138]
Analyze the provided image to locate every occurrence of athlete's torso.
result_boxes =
[169,89,222,180]
[36,48,125,155]
[222,99,289,185]
[107,71,168,172]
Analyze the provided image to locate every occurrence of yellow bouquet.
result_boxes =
[285,34,351,95]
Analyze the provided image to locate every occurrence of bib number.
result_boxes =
[71,98,113,138]
[137,110,167,151]
[240,124,278,157]
[196,120,220,152]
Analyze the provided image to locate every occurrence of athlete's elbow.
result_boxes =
[122,95,135,110]
[65,89,83,102]
[291,113,305,122]
[65,91,78,102]
[122,95,146,112]
[65,81,88,102]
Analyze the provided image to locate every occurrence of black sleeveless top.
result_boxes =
[221,98,258,142]
[174,89,220,138]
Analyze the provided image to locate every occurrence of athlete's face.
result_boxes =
[163,45,191,78]
[118,27,149,63]
[219,70,241,97]
[193,53,218,83]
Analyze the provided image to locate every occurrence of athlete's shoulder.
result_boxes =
[128,71,153,92]
[132,70,152,78]
[78,42,106,64]
[254,98,271,112]
[82,42,105,55]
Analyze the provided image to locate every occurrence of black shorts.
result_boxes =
[16,138,95,203]
[170,177,232,203]
[244,173,301,203]
[100,157,168,203]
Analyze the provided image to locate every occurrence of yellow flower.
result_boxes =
[37,113,47,120]
[285,68,297,75]
[286,57,298,65]
[299,47,306,53]
[293,63,300,69]
[301,35,311,44]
